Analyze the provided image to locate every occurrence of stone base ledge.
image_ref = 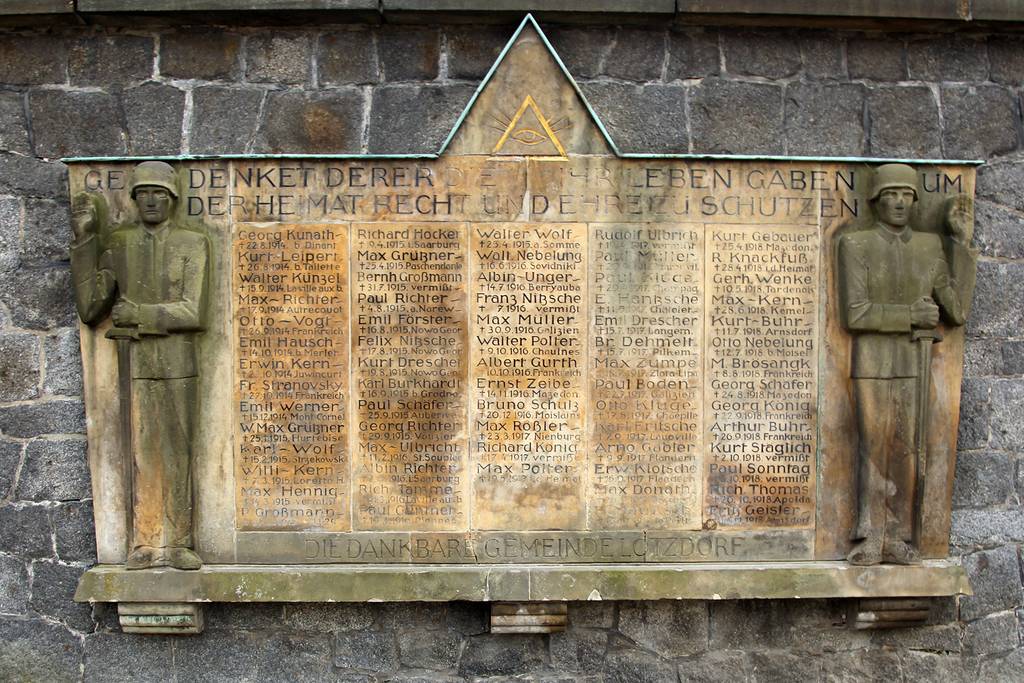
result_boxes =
[75,560,971,604]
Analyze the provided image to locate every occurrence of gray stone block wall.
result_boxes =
[0,17,1021,682]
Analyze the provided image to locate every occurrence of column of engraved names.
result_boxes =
[589,224,703,529]
[471,224,587,529]
[234,224,350,531]
[352,224,468,531]
[703,225,817,528]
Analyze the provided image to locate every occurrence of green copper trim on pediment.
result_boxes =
[435,13,620,156]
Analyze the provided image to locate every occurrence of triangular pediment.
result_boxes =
[442,15,615,157]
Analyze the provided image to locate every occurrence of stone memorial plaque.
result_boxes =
[70,17,977,615]
[72,149,973,564]
[234,223,351,531]
[588,224,703,530]
[702,224,818,530]
[351,223,469,532]
[470,222,588,530]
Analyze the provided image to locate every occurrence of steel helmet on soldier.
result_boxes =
[870,163,918,201]
[130,161,179,198]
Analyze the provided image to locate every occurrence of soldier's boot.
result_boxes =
[125,546,158,570]
[167,547,203,570]
[882,540,921,565]
[847,535,883,565]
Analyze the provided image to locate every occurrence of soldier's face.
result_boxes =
[876,187,916,228]
[134,187,173,226]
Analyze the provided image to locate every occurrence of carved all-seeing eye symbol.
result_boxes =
[489,95,571,156]
[509,128,548,145]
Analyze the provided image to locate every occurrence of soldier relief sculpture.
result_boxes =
[838,164,977,566]
[71,161,209,570]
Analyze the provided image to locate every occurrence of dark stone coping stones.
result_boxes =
[76,560,971,604]
[974,0,1024,20]
[677,0,966,20]
[76,0,377,11]
[8,0,1013,22]
[384,0,675,12]
[0,1,72,13]
[73,0,674,13]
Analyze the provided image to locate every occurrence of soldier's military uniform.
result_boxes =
[838,164,976,563]
[71,162,208,569]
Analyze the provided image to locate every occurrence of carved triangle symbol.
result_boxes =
[491,95,567,157]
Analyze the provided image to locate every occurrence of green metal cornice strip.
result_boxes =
[58,153,986,164]
[434,14,622,157]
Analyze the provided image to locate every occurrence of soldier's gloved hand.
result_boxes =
[945,194,972,244]
[910,297,939,328]
[71,193,97,241]
[112,299,140,326]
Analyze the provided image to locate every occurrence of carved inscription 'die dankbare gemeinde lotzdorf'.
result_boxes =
[69,18,978,595]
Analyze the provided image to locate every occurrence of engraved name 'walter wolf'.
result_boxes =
[69,18,978,625]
